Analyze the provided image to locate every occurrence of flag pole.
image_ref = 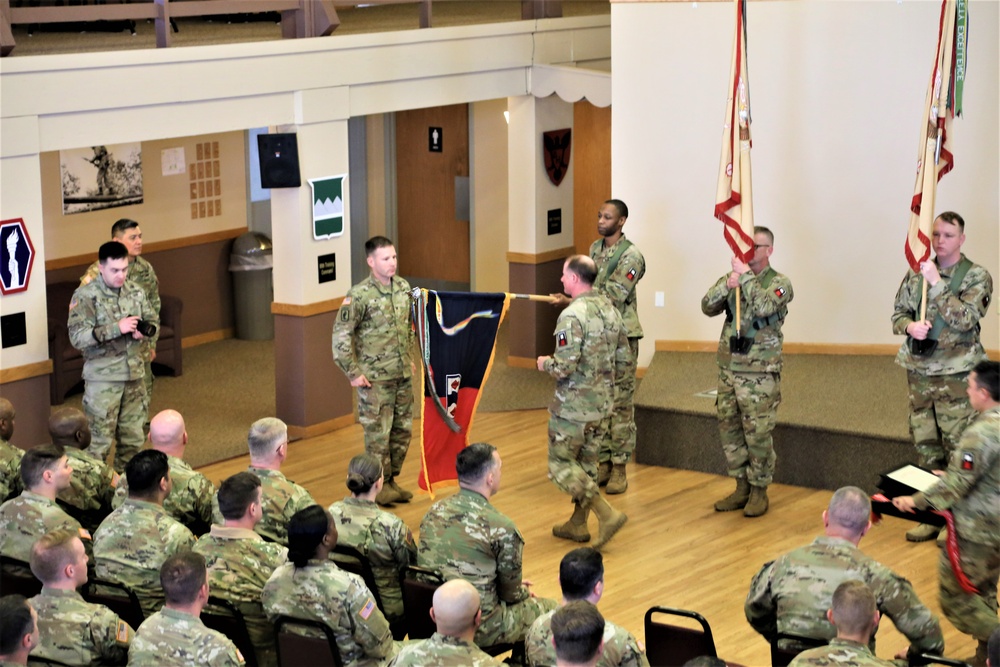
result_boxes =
[508,293,558,303]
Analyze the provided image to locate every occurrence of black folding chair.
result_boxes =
[644,605,717,667]
[769,633,827,667]
[400,565,444,639]
[331,543,384,613]
[909,654,972,667]
[0,555,42,598]
[200,596,261,667]
[274,615,344,667]
[81,577,145,631]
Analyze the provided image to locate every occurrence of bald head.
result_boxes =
[431,579,482,637]
[149,410,187,454]
[48,408,91,450]
[0,397,14,441]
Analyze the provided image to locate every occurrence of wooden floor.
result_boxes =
[198,408,979,666]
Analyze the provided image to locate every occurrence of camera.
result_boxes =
[136,320,157,338]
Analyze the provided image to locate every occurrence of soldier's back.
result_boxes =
[129,608,244,666]
[250,467,316,545]
[30,587,132,666]
[0,492,85,562]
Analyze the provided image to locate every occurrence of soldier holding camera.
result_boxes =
[891,211,993,543]
[68,241,158,473]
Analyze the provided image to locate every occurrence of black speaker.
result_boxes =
[257,133,301,188]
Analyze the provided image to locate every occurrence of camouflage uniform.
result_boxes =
[701,267,793,487]
[0,491,93,570]
[262,559,397,667]
[389,632,503,666]
[0,438,23,502]
[129,607,245,666]
[93,498,195,617]
[543,291,629,507]
[29,586,133,666]
[418,488,557,646]
[83,255,161,404]
[526,607,649,667]
[194,525,289,667]
[788,638,895,667]
[68,273,158,472]
[911,405,1000,643]
[113,454,215,535]
[745,536,943,655]
[891,256,993,469]
[58,448,118,533]
[329,496,417,625]
[590,236,645,466]
[332,275,415,479]
[242,466,315,545]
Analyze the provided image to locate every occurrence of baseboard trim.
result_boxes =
[287,413,356,440]
[0,359,54,384]
[182,329,234,348]
[654,340,904,356]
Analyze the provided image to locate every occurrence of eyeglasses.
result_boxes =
[754,244,771,249]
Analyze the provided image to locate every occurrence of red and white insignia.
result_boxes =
[447,374,461,395]
[626,268,637,282]
[961,452,974,471]
[774,287,786,297]
[557,331,568,347]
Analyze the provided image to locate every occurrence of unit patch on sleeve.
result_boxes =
[774,287,786,298]
[961,452,974,471]
[557,331,568,347]
[626,268,637,282]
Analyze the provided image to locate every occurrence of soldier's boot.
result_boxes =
[963,640,988,667]
[714,477,751,512]
[605,464,628,495]
[590,495,627,550]
[552,503,591,542]
[743,485,769,517]
[375,482,402,506]
[597,461,612,487]
[905,523,941,542]
[388,478,413,502]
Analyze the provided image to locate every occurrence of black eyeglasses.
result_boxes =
[754,244,771,249]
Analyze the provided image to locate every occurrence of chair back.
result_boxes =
[909,654,972,667]
[274,615,344,667]
[81,577,145,631]
[769,633,828,667]
[400,565,444,639]
[0,555,42,598]
[200,596,260,667]
[331,543,384,613]
[27,656,74,667]
[644,606,717,667]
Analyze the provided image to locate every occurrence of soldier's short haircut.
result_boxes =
[160,551,206,606]
[365,236,395,257]
[936,211,965,232]
[29,529,79,584]
[0,595,34,655]
[551,600,605,664]
[754,226,774,245]
[98,241,128,264]
[111,218,140,238]
[247,418,287,460]
[456,442,498,484]
[19,445,65,490]
[827,486,871,536]
[560,547,604,601]
[125,449,169,498]
[830,579,877,638]
[288,505,335,568]
[565,255,598,287]
[681,658,727,667]
[217,472,262,521]
[346,453,382,496]
[604,199,628,219]
[972,360,999,402]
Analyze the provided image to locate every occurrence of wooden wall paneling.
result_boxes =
[572,100,611,255]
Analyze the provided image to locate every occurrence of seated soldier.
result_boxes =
[552,601,606,667]
[0,397,23,503]
[0,594,40,666]
[51,407,118,534]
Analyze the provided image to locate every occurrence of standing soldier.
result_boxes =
[891,211,993,542]
[538,255,630,550]
[69,242,157,472]
[333,236,415,506]
[702,226,793,518]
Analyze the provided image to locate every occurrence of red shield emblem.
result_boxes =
[543,129,572,187]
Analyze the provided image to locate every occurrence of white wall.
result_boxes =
[470,98,510,293]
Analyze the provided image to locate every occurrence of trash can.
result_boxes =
[229,232,274,341]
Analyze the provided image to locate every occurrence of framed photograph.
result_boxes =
[60,143,143,215]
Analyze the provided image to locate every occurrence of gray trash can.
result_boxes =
[229,232,274,341]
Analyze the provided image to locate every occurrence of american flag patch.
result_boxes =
[626,268,637,281]
[116,620,130,644]
[235,648,246,665]
[961,452,974,471]
[79,528,92,541]
[360,598,376,620]
[110,472,120,488]
[774,287,786,297]
[557,331,568,347]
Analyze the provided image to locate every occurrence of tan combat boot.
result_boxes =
[905,523,940,542]
[606,464,628,495]
[714,477,751,512]
[597,461,612,487]
[375,482,402,506]
[744,485,769,517]
[552,502,591,542]
[590,495,628,550]
[389,478,413,502]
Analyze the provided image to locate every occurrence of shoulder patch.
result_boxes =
[359,597,376,620]
[343,296,351,306]
[556,331,568,347]
[110,472,120,488]
[69,297,78,310]
[626,268,637,281]
[115,619,130,644]
[235,648,246,665]
[961,452,974,471]
[774,287,786,297]
[79,527,92,541]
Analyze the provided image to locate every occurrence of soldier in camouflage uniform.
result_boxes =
[418,443,557,648]
[129,550,245,666]
[539,256,630,550]
[28,529,133,666]
[526,548,648,667]
[0,595,39,665]
[81,219,161,410]
[68,242,158,473]
[892,360,999,667]
[262,505,397,667]
[332,236,416,506]
[50,407,118,534]
[93,450,195,617]
[891,212,993,543]
[745,487,943,659]
[113,410,214,536]
[0,446,93,574]
[552,601,605,667]
[702,226,793,518]
[389,579,503,667]
[194,472,288,667]
[789,580,894,667]
[329,453,416,637]
[0,397,23,503]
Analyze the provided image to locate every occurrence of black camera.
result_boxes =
[136,320,157,338]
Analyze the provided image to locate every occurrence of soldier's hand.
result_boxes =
[548,293,570,308]
[731,256,750,275]
[726,272,740,289]
[891,495,917,513]
[536,356,551,371]
[351,375,372,388]
[522,580,537,597]
[118,315,140,335]
[906,320,932,340]
[919,260,941,286]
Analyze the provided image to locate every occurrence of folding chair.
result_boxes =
[400,565,444,639]
[274,615,344,667]
[81,577,144,631]
[331,543,384,613]
[909,654,972,667]
[644,606,717,667]
[200,596,260,667]
[0,555,42,598]
[769,633,827,667]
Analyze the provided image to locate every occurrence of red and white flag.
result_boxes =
[714,0,754,263]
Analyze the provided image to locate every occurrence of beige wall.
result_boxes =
[470,98,510,293]
[612,1,999,367]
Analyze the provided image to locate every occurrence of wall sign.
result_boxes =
[0,218,35,295]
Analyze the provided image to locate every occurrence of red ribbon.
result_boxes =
[936,509,980,595]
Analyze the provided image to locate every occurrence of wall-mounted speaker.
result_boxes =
[257,133,301,188]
